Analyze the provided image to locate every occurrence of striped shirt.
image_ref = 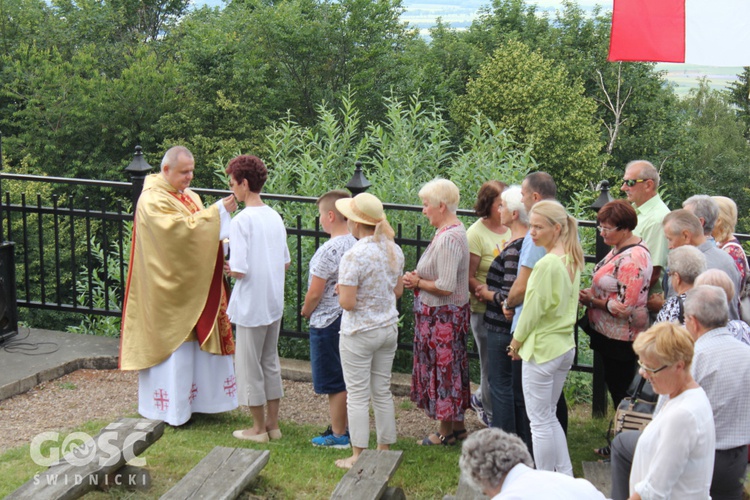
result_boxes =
[484,237,523,334]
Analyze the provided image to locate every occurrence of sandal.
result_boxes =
[594,445,611,458]
[452,429,469,441]
[418,433,456,446]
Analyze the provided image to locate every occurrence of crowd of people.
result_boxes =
[120,149,750,497]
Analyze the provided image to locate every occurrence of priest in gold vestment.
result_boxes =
[120,146,239,426]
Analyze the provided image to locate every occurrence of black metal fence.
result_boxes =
[1,167,748,417]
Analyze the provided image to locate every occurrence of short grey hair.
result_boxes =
[419,178,460,213]
[695,269,736,301]
[501,185,528,225]
[685,285,729,329]
[161,146,193,171]
[667,245,706,285]
[626,160,660,188]
[459,428,533,493]
[683,195,719,235]
[663,209,703,239]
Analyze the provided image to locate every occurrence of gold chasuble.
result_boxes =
[120,174,234,371]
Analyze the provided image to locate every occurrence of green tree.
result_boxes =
[728,67,750,140]
[452,39,602,198]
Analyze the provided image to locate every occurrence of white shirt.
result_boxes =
[494,464,607,499]
[338,236,404,336]
[227,205,290,327]
[630,387,715,500]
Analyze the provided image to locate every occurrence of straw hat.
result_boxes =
[335,192,385,225]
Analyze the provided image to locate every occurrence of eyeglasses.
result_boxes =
[597,226,620,233]
[622,179,647,187]
[637,359,670,374]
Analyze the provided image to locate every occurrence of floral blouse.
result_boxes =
[588,243,652,341]
[720,238,749,293]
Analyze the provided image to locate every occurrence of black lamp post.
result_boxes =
[345,161,371,195]
[124,145,153,209]
[588,179,614,418]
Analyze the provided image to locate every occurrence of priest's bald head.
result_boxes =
[161,146,195,193]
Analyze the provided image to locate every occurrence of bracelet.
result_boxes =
[503,299,510,310]
[605,299,611,313]
[506,345,516,353]
[416,278,421,289]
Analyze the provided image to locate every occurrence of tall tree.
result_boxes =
[728,67,750,140]
[452,39,602,198]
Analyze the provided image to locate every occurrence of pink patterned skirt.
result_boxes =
[410,293,471,421]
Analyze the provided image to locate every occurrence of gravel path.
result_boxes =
[0,369,484,453]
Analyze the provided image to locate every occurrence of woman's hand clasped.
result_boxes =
[403,270,421,290]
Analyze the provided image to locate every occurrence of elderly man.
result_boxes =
[621,160,670,313]
[682,194,720,243]
[611,285,750,500]
[120,146,239,426]
[662,209,742,320]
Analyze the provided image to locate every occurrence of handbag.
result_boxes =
[613,375,657,435]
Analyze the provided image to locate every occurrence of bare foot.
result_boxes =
[335,455,358,470]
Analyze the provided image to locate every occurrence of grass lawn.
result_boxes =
[0,406,611,499]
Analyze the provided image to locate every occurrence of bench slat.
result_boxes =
[160,446,270,500]
[8,418,164,500]
[331,449,403,500]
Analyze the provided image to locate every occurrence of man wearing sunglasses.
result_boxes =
[621,161,670,316]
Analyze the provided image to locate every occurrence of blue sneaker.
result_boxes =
[311,426,351,449]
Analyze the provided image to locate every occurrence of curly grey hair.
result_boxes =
[459,428,533,494]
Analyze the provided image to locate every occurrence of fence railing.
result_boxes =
[2,170,748,417]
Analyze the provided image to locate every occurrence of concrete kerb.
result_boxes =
[0,328,414,401]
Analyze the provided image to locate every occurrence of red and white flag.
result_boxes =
[608,0,750,66]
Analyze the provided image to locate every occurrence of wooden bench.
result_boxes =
[331,449,404,500]
[160,446,270,500]
[8,417,164,500]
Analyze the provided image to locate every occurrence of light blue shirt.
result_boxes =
[511,232,546,332]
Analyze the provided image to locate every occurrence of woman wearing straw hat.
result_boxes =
[333,192,405,469]
[404,178,471,446]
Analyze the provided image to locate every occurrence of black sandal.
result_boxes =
[418,432,456,446]
[452,429,469,441]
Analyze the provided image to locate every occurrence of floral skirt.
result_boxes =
[410,294,471,421]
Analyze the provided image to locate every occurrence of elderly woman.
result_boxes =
[694,269,750,345]
[333,193,404,469]
[579,200,652,417]
[655,246,706,324]
[467,180,510,426]
[628,322,715,500]
[474,185,529,438]
[459,428,607,499]
[404,178,470,446]
[226,155,290,443]
[712,195,749,320]
[508,200,583,474]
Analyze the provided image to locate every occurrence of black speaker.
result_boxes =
[0,241,18,345]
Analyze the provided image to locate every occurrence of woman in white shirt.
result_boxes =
[459,427,607,499]
[226,155,291,443]
[628,322,715,500]
[333,193,404,469]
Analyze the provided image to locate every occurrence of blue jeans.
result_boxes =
[487,329,533,452]
[309,316,346,395]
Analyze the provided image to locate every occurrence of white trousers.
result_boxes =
[339,324,398,449]
[522,348,575,475]
[235,319,285,407]
[138,341,238,426]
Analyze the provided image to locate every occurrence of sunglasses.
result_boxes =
[637,359,670,374]
[622,179,647,187]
